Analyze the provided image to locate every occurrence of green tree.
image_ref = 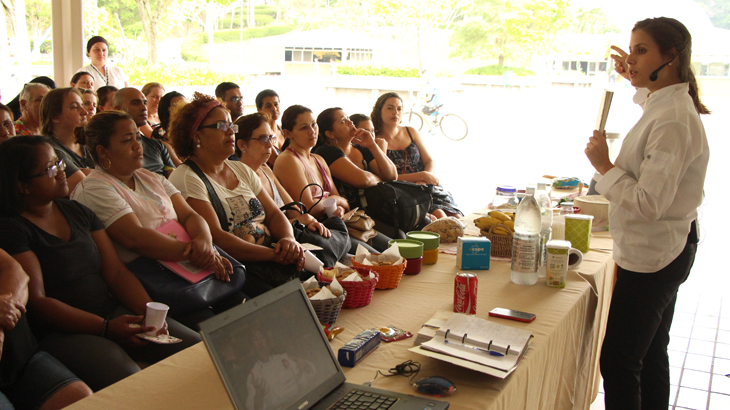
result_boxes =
[694,0,730,29]
[25,0,51,56]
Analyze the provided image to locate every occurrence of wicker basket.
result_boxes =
[309,288,346,325]
[480,224,513,258]
[317,269,379,309]
[350,256,406,290]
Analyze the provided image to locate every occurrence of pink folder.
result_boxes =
[155,220,214,284]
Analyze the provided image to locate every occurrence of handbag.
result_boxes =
[358,181,433,232]
[344,209,378,242]
[126,246,246,316]
[430,184,464,216]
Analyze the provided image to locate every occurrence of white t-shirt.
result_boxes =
[595,83,709,272]
[78,64,128,90]
[71,171,179,263]
[169,161,271,244]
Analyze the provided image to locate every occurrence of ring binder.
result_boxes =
[462,334,467,344]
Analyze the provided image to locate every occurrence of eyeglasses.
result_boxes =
[199,121,239,133]
[28,159,66,179]
[227,96,243,104]
[250,134,276,145]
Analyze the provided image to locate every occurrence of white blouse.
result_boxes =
[595,83,709,273]
[78,64,128,90]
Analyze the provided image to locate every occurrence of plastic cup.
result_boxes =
[564,214,593,253]
[303,250,324,273]
[144,302,169,336]
[322,197,337,218]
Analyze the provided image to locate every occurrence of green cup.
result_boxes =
[564,214,593,253]
[388,239,424,259]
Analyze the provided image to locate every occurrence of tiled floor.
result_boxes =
[590,290,730,410]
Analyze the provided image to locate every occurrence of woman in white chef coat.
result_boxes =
[585,17,709,410]
[77,36,129,91]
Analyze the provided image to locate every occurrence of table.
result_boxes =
[65,231,615,410]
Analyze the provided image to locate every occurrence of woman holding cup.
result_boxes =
[0,136,199,391]
[584,17,709,410]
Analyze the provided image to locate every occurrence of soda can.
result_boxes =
[454,272,478,314]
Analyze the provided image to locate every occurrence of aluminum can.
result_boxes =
[454,272,478,314]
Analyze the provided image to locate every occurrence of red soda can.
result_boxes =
[454,272,478,314]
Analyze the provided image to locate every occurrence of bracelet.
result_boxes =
[101,319,109,338]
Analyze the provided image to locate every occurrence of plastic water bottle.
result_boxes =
[511,187,541,285]
[535,182,553,279]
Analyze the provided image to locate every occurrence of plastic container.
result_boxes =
[535,182,553,279]
[491,186,519,210]
[404,257,423,275]
[559,202,575,215]
[510,187,541,285]
[406,231,440,265]
[388,239,424,275]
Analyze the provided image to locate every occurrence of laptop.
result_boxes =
[199,280,450,410]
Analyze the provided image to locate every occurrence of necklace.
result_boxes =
[90,63,109,86]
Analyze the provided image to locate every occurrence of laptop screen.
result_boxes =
[203,283,342,410]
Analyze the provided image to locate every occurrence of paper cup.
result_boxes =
[145,302,169,337]
[564,214,593,253]
[303,250,324,273]
[322,197,337,218]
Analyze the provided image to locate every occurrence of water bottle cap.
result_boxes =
[525,186,536,195]
[497,185,516,193]
[561,202,574,207]
[537,182,547,190]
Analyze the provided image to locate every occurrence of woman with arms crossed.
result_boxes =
[585,18,709,410]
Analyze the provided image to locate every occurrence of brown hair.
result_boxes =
[169,92,221,158]
[370,92,402,134]
[84,111,135,163]
[633,17,709,115]
[315,107,342,149]
[141,82,165,97]
[0,103,12,120]
[233,113,269,156]
[280,105,313,151]
[40,87,83,136]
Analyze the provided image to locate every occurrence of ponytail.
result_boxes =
[686,69,710,115]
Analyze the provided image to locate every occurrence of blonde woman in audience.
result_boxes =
[39,88,93,192]
[0,136,199,392]
[140,82,165,138]
[168,93,305,298]
[15,82,49,136]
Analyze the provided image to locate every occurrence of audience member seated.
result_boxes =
[151,92,186,167]
[113,88,176,178]
[235,113,349,267]
[274,105,388,253]
[71,111,241,328]
[6,76,56,120]
[215,82,244,121]
[0,136,200,392]
[96,85,118,113]
[1,103,14,144]
[79,89,98,117]
[351,113,374,134]
[69,72,94,90]
[315,109,405,240]
[140,82,165,138]
[14,83,49,136]
[168,93,306,298]
[372,92,462,218]
[254,89,284,168]
[78,36,129,90]
[39,88,94,192]
[0,248,93,410]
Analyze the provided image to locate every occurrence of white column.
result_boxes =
[52,0,84,87]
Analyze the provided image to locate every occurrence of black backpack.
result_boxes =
[358,181,433,232]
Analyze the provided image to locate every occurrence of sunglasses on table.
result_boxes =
[199,121,239,133]
[28,159,66,179]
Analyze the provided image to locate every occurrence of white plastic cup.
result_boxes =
[303,250,324,273]
[322,197,337,218]
[144,302,169,337]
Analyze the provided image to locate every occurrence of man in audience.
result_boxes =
[14,83,49,136]
[113,88,175,177]
[215,82,244,120]
[96,85,118,112]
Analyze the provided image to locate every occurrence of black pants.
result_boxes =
[601,224,698,410]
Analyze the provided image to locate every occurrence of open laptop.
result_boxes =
[199,280,450,410]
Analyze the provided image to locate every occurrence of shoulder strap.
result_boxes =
[183,159,229,231]
[405,126,414,142]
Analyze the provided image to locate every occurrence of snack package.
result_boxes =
[353,243,404,266]
[375,326,413,343]
[422,217,465,243]
[322,324,345,341]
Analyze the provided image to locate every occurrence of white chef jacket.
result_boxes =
[595,83,709,273]
[77,64,128,90]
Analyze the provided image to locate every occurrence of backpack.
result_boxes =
[358,181,433,232]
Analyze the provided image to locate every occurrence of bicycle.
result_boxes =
[403,101,469,141]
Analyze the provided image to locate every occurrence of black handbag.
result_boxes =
[358,181,433,232]
[126,246,246,316]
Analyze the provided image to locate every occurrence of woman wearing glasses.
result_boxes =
[70,111,241,328]
[235,113,349,267]
[168,93,305,298]
[0,136,199,392]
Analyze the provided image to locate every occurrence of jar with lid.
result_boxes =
[559,202,575,215]
[492,186,519,210]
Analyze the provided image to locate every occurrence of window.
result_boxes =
[562,61,569,70]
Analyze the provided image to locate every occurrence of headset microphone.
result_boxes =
[649,61,672,82]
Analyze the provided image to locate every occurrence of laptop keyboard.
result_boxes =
[329,389,399,409]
